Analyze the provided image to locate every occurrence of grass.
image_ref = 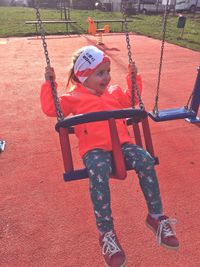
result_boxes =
[0,7,200,51]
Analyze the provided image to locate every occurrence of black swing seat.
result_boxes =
[148,107,196,122]
[55,109,147,131]
[55,108,158,182]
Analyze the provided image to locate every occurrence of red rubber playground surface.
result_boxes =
[0,33,200,267]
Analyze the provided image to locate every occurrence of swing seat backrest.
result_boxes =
[55,109,158,182]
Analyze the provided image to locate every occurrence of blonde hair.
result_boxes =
[66,47,86,89]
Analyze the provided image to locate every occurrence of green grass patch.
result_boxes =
[0,7,200,51]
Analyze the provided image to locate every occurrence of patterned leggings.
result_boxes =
[83,143,163,234]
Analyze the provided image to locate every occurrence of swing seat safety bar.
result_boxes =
[55,109,158,182]
[56,109,147,130]
[148,107,196,122]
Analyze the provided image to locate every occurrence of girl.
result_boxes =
[40,45,179,267]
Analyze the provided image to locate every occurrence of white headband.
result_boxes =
[74,46,110,84]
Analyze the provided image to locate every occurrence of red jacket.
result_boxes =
[40,74,142,157]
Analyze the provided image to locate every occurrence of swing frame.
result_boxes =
[55,109,158,182]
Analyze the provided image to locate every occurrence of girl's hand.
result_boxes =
[128,62,138,79]
[45,66,56,81]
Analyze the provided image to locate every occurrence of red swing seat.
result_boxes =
[55,108,158,182]
[33,2,158,182]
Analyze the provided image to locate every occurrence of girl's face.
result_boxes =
[83,61,111,96]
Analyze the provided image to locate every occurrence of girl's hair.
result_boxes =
[66,47,85,89]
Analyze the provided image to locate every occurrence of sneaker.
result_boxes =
[99,230,126,267]
[146,215,179,250]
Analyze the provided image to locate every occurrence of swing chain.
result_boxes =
[183,67,200,110]
[121,1,145,111]
[153,0,170,115]
[185,87,195,110]
[34,0,64,122]
[35,2,50,66]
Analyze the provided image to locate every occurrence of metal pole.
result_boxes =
[186,66,200,123]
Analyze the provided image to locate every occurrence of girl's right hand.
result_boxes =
[45,66,56,81]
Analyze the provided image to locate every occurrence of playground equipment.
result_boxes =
[34,1,157,181]
[148,0,200,122]
[87,17,110,45]
[55,109,158,181]
[34,0,199,182]
[59,0,70,20]
[26,1,75,36]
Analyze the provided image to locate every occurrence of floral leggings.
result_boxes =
[83,143,163,234]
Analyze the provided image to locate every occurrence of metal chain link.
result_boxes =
[153,0,170,115]
[121,1,145,110]
[185,87,195,109]
[34,0,64,121]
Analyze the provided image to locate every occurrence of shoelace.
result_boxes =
[102,231,121,257]
[156,218,177,245]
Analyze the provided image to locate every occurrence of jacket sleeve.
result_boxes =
[112,73,143,108]
[40,81,72,117]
